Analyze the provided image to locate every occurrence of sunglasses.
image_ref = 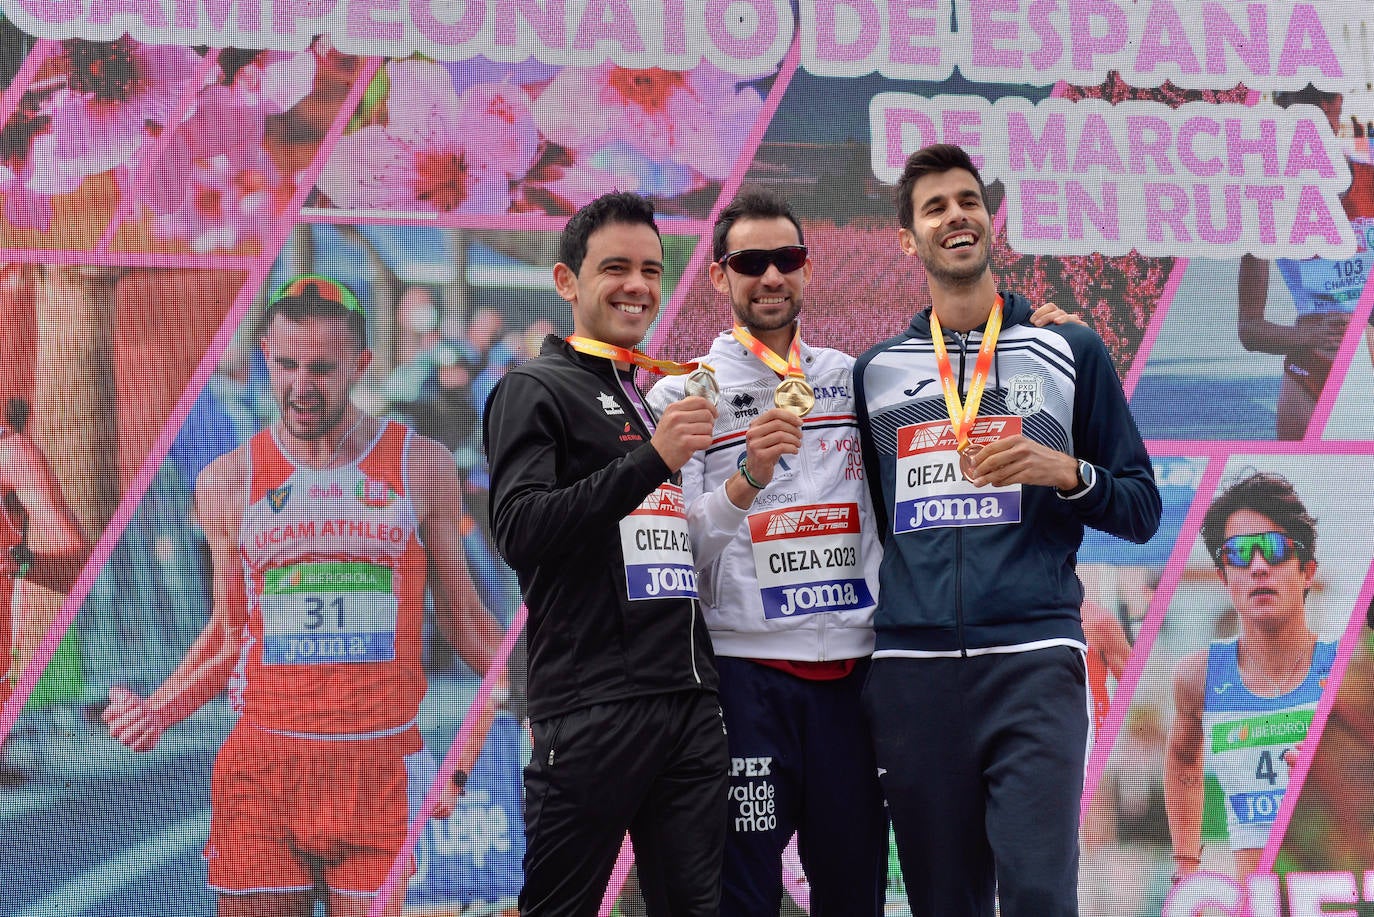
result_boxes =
[718,245,808,276]
[268,274,364,315]
[1215,532,1306,568]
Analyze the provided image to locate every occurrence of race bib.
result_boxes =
[620,484,698,600]
[1210,708,1312,826]
[893,416,1022,534]
[1291,256,1365,308]
[748,503,873,619]
[260,561,399,664]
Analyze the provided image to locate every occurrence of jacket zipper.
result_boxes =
[617,363,701,683]
[954,330,970,657]
[690,598,701,683]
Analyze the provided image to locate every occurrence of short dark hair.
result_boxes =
[895,143,989,231]
[1201,472,1317,568]
[558,191,661,275]
[263,276,367,350]
[712,186,805,261]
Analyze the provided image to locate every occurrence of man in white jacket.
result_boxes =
[648,187,888,916]
[648,187,1082,915]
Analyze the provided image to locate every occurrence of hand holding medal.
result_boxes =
[957,443,983,482]
[565,335,718,472]
[683,364,720,406]
[773,374,814,417]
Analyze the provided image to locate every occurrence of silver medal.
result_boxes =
[684,367,720,406]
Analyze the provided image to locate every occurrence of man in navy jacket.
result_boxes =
[854,143,1161,917]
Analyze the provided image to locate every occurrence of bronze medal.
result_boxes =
[684,367,720,406]
[774,376,815,416]
[959,443,983,482]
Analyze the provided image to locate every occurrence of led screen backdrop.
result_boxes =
[2,2,1374,915]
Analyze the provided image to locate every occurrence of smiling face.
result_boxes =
[1218,508,1315,632]
[554,220,663,349]
[899,167,992,289]
[262,314,371,441]
[709,216,812,337]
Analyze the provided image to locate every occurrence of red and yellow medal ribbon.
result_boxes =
[565,336,707,375]
[731,325,805,381]
[929,296,1003,452]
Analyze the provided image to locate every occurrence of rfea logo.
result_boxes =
[763,505,853,537]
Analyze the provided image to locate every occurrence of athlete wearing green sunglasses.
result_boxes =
[1166,472,1331,886]
[1213,531,1309,569]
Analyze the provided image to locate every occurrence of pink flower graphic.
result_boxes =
[222,49,318,114]
[458,80,541,179]
[36,39,203,190]
[131,86,282,252]
[150,145,282,253]
[0,101,55,231]
[531,63,764,188]
[317,59,522,214]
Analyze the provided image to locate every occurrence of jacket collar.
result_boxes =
[544,333,639,381]
[907,290,1032,338]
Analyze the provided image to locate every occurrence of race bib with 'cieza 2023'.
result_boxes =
[619,484,698,600]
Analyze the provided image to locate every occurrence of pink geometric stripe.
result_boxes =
[0,39,55,131]
[0,248,261,268]
[1121,257,1190,400]
[1079,454,1227,819]
[95,50,224,251]
[1257,562,1374,874]
[369,605,530,916]
[1305,274,1374,441]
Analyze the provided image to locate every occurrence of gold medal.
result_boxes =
[684,366,720,406]
[774,376,815,416]
[959,443,983,482]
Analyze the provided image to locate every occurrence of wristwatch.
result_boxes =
[1059,459,1095,497]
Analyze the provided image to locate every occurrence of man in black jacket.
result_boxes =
[483,192,728,916]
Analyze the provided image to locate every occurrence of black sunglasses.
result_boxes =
[718,245,808,276]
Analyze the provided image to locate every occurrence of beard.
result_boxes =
[922,244,991,289]
[733,295,802,334]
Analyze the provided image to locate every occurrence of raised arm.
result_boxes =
[103,452,247,751]
[0,435,89,593]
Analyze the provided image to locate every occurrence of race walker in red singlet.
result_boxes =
[206,420,436,897]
